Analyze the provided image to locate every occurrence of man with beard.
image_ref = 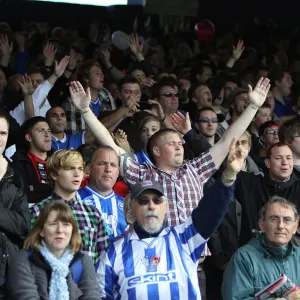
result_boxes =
[11,117,53,205]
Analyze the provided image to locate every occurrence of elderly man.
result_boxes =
[97,138,247,299]
[222,197,300,300]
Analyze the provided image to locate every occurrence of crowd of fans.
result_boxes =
[1,14,300,299]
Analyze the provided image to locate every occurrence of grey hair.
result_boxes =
[90,145,117,163]
[259,196,299,221]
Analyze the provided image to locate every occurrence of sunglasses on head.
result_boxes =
[160,92,179,98]
[198,117,219,124]
[135,195,164,206]
[265,128,279,135]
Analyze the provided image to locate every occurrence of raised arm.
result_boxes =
[69,81,126,154]
[226,40,245,69]
[210,77,270,168]
[192,137,247,239]
[19,75,35,120]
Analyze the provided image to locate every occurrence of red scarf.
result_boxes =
[27,152,48,183]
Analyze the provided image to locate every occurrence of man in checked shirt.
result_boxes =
[30,149,109,265]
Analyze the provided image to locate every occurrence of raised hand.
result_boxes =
[0,34,13,57]
[124,101,140,118]
[69,81,91,112]
[129,33,143,56]
[171,111,192,135]
[54,55,70,77]
[114,129,132,152]
[226,137,248,174]
[43,41,57,64]
[232,40,245,61]
[144,100,164,121]
[18,74,35,96]
[248,77,271,108]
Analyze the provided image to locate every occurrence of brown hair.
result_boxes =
[48,149,84,186]
[278,117,300,145]
[259,196,299,221]
[266,142,291,159]
[77,59,102,89]
[24,201,82,252]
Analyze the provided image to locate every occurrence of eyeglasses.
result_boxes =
[198,118,218,124]
[135,196,164,206]
[265,129,279,135]
[159,92,179,98]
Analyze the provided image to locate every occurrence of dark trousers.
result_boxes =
[198,263,207,300]
[204,257,224,300]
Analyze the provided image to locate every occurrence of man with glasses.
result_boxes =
[154,77,180,117]
[98,138,245,299]
[222,197,300,300]
[252,121,280,173]
[195,107,220,146]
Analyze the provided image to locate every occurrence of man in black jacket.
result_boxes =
[11,116,53,205]
[234,142,300,246]
[0,111,30,294]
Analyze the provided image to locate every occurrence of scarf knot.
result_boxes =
[40,241,74,300]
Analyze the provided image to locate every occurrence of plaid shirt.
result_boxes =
[124,151,216,227]
[63,87,116,135]
[30,192,109,264]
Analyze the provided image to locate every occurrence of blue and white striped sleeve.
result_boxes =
[172,218,207,263]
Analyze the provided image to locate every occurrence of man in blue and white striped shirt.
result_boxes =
[98,138,246,299]
[78,145,127,241]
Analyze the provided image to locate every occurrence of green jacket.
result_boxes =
[222,234,300,300]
